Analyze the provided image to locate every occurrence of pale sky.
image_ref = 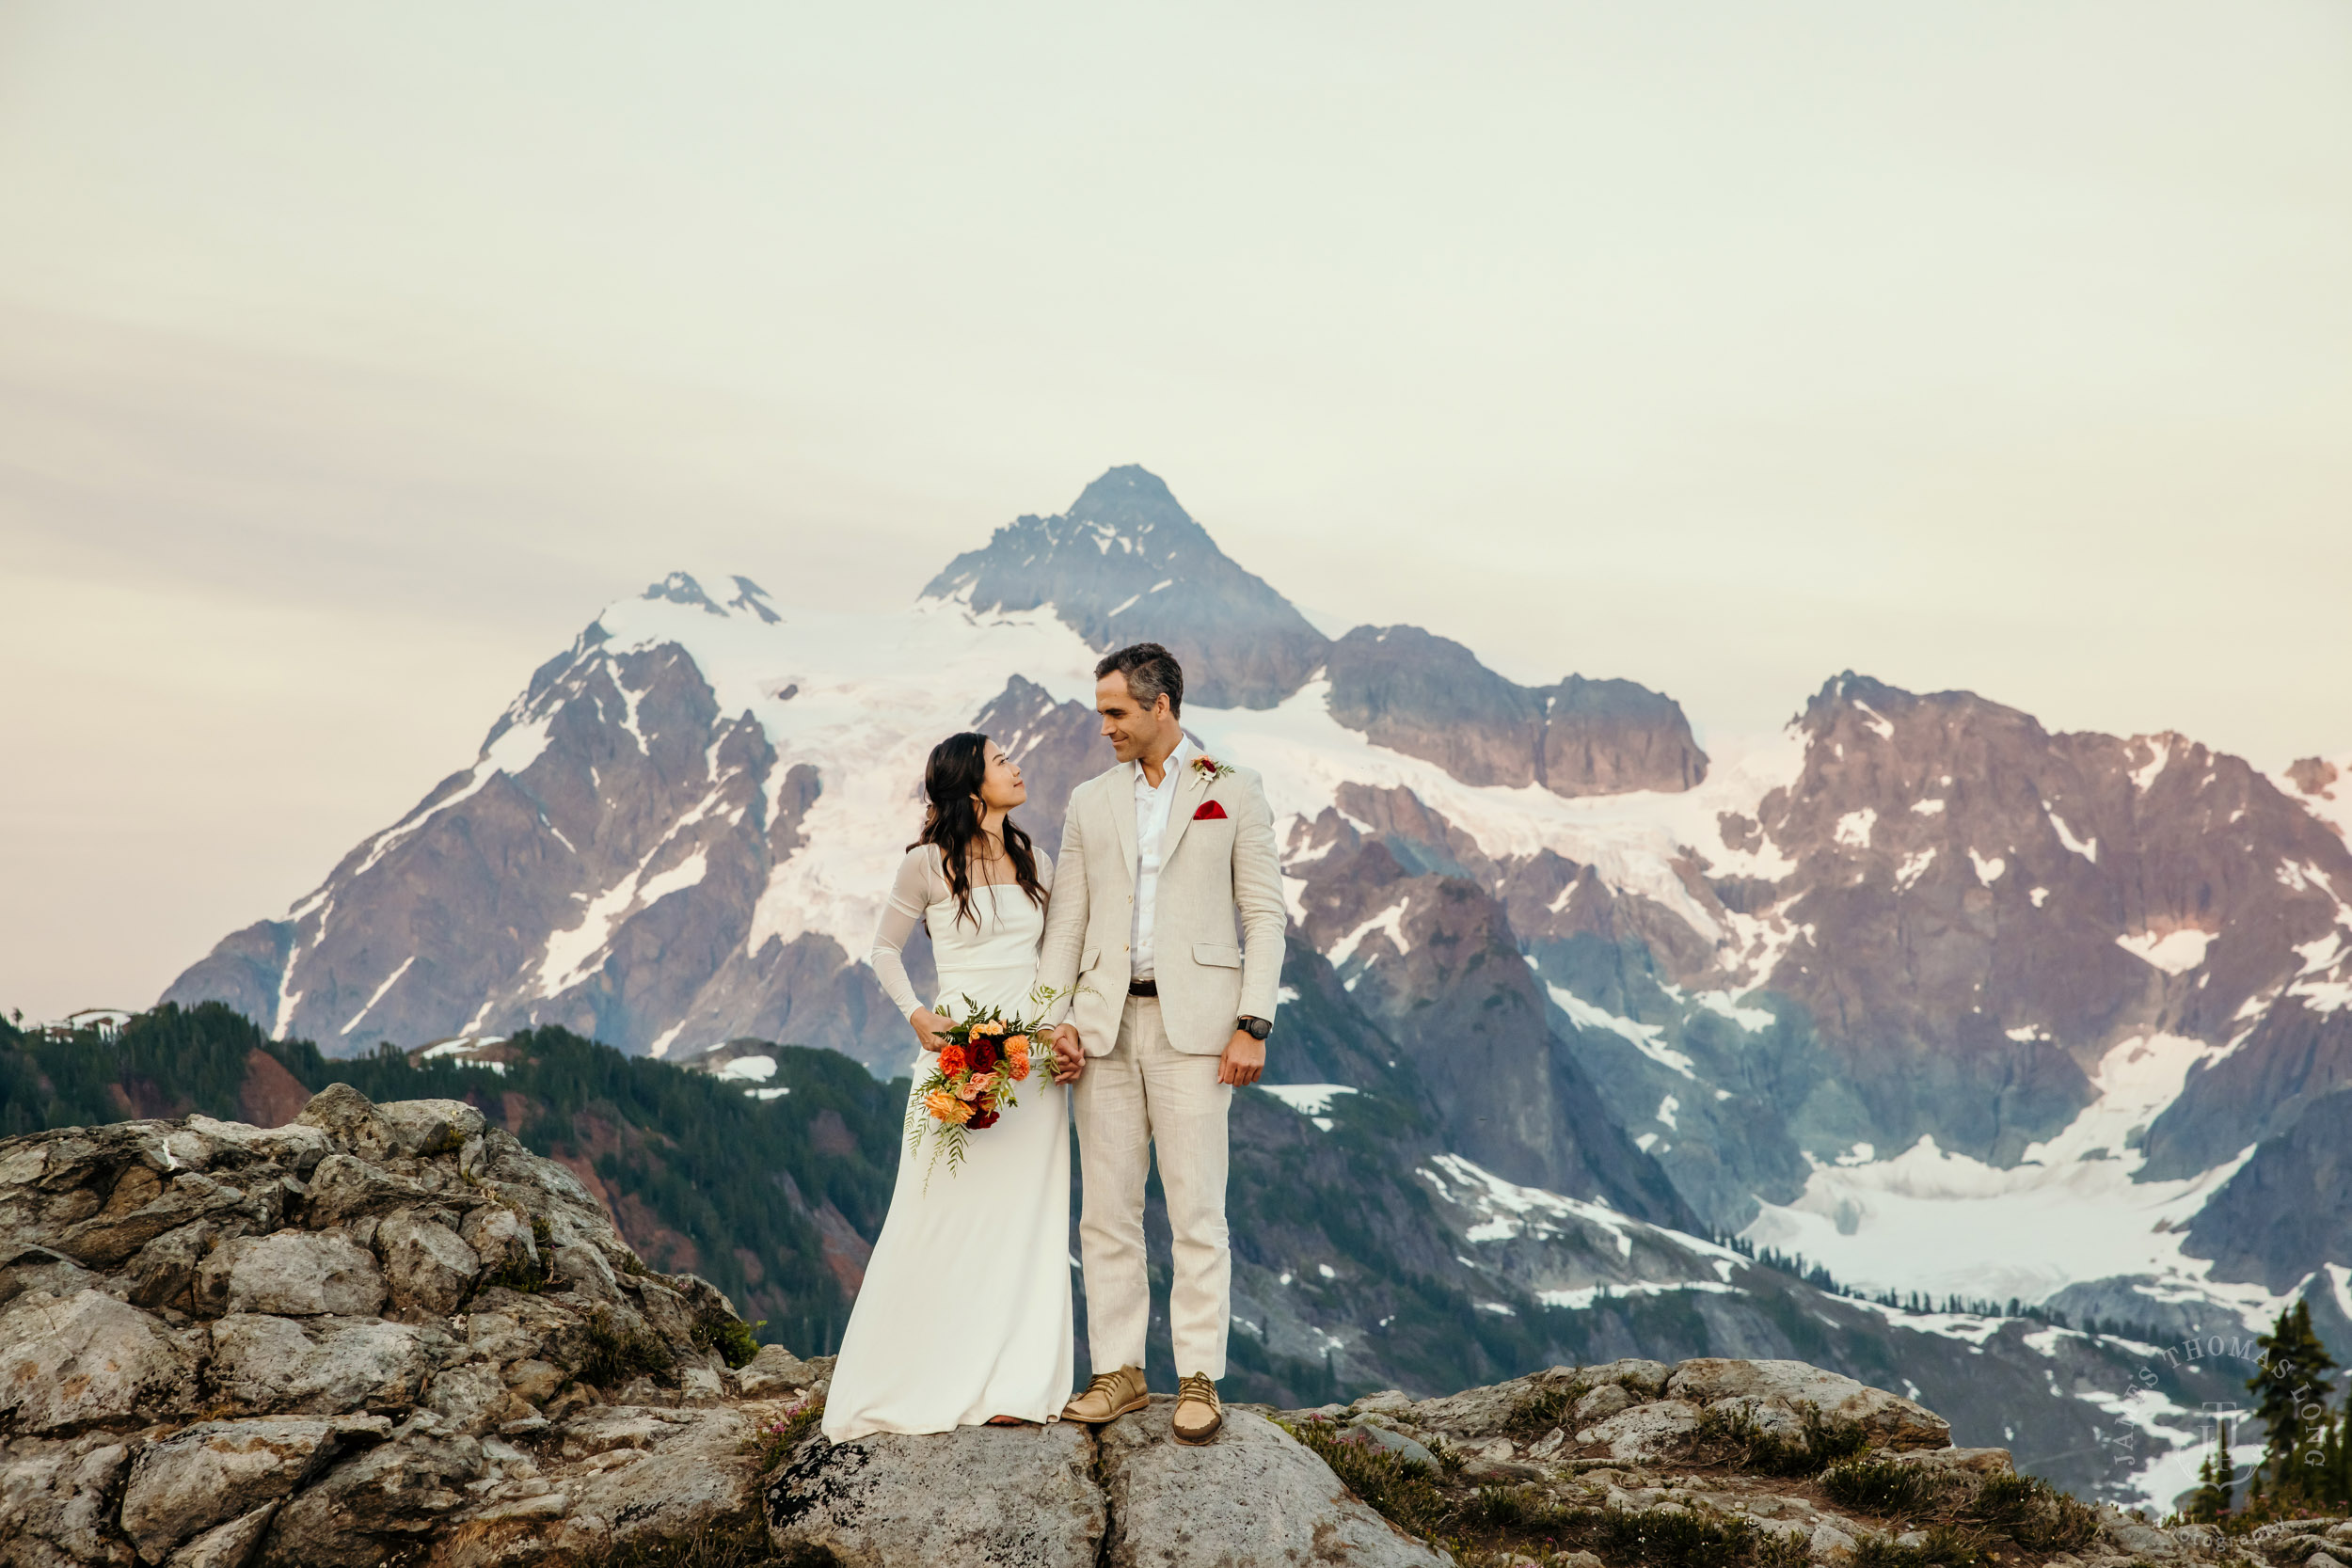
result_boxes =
[4,2,2348,1022]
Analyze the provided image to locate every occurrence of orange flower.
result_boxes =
[1005,1050,1031,1082]
[936,1043,968,1077]
[1003,1033,1029,1053]
[924,1090,971,1125]
[971,1019,1007,1037]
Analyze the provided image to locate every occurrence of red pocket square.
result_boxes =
[1193,799,1228,821]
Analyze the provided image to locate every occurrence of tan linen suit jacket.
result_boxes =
[1038,755,1286,1056]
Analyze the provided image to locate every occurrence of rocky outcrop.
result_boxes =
[1,1088,2325,1566]
[0,1085,784,1568]
[1323,625,1708,797]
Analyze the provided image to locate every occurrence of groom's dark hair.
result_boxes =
[1097,642,1184,717]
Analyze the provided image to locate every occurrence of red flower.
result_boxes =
[966,1108,1000,1130]
[968,1037,1002,1073]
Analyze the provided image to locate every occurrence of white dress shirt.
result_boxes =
[1129,734,1197,980]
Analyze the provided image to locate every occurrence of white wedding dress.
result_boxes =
[821,844,1073,1440]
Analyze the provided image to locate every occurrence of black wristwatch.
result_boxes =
[1237,1015,1272,1041]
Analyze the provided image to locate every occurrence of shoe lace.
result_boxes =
[1178,1373,1218,1405]
[1082,1371,1126,1398]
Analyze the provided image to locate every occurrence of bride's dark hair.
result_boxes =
[914,732,1044,930]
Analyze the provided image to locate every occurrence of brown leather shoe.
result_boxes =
[1061,1366,1148,1424]
[1171,1372,1222,1445]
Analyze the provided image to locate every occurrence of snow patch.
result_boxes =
[2046,806,2098,863]
[1259,1084,1359,1121]
[2115,929,2213,975]
[1969,849,2007,885]
[1834,809,1878,848]
[1547,985,1696,1079]
[338,955,416,1038]
[1742,1033,2259,1313]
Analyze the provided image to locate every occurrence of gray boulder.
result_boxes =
[376,1209,480,1316]
[0,1436,133,1566]
[0,1288,196,1433]
[1572,1382,1633,1423]
[257,1422,485,1568]
[209,1313,434,1415]
[164,1505,278,1568]
[300,1154,434,1231]
[375,1100,485,1159]
[53,1170,266,1272]
[768,1420,1104,1568]
[0,1243,99,1309]
[459,1206,537,1280]
[294,1085,402,1164]
[735,1342,817,1399]
[1666,1358,1951,1450]
[200,1230,388,1317]
[1576,1399,1703,1463]
[579,1406,760,1551]
[120,1418,352,1561]
[1098,1400,1453,1567]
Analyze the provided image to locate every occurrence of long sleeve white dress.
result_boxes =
[820,844,1073,1440]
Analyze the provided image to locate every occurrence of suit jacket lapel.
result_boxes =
[1107,767,1141,888]
[1155,754,1212,875]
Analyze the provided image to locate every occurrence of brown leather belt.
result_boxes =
[1127,978,1158,998]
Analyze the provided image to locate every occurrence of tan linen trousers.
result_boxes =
[1073,995,1232,1379]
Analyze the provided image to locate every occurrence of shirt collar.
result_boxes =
[1132,733,1197,792]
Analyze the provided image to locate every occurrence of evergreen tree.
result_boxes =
[2185,1417,2233,1523]
[2247,1302,2337,1501]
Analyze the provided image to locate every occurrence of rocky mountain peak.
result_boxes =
[922,464,1327,708]
[638,571,780,625]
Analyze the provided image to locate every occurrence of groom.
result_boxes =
[1041,641,1285,1446]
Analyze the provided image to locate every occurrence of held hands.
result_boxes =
[909,1007,950,1053]
[1049,1023,1085,1085]
[1217,1030,1265,1086]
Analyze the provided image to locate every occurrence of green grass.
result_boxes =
[1690,1402,1870,1477]
[693,1314,765,1370]
[1502,1380,1585,1440]
[579,1307,675,1388]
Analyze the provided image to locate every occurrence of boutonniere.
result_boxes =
[1191,754,1236,784]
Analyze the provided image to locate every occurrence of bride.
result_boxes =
[822,731,1079,1440]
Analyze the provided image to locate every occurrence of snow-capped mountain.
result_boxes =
[162,464,2352,1502]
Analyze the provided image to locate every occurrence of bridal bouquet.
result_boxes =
[906,985,1068,1188]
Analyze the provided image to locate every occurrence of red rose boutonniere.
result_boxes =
[1191,754,1236,784]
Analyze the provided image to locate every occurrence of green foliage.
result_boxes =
[1806,1458,2092,1563]
[0,1002,317,1137]
[693,1314,764,1370]
[1692,1402,1869,1477]
[2184,1420,2236,1523]
[579,1307,675,1388]
[481,1214,563,1295]
[1279,1417,1457,1543]
[1279,1418,1809,1565]
[1821,1457,1944,1516]
[1962,1473,2096,1551]
[743,1398,824,1474]
[1589,1506,1810,1568]
[2248,1302,2343,1505]
[1502,1380,1583,1439]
